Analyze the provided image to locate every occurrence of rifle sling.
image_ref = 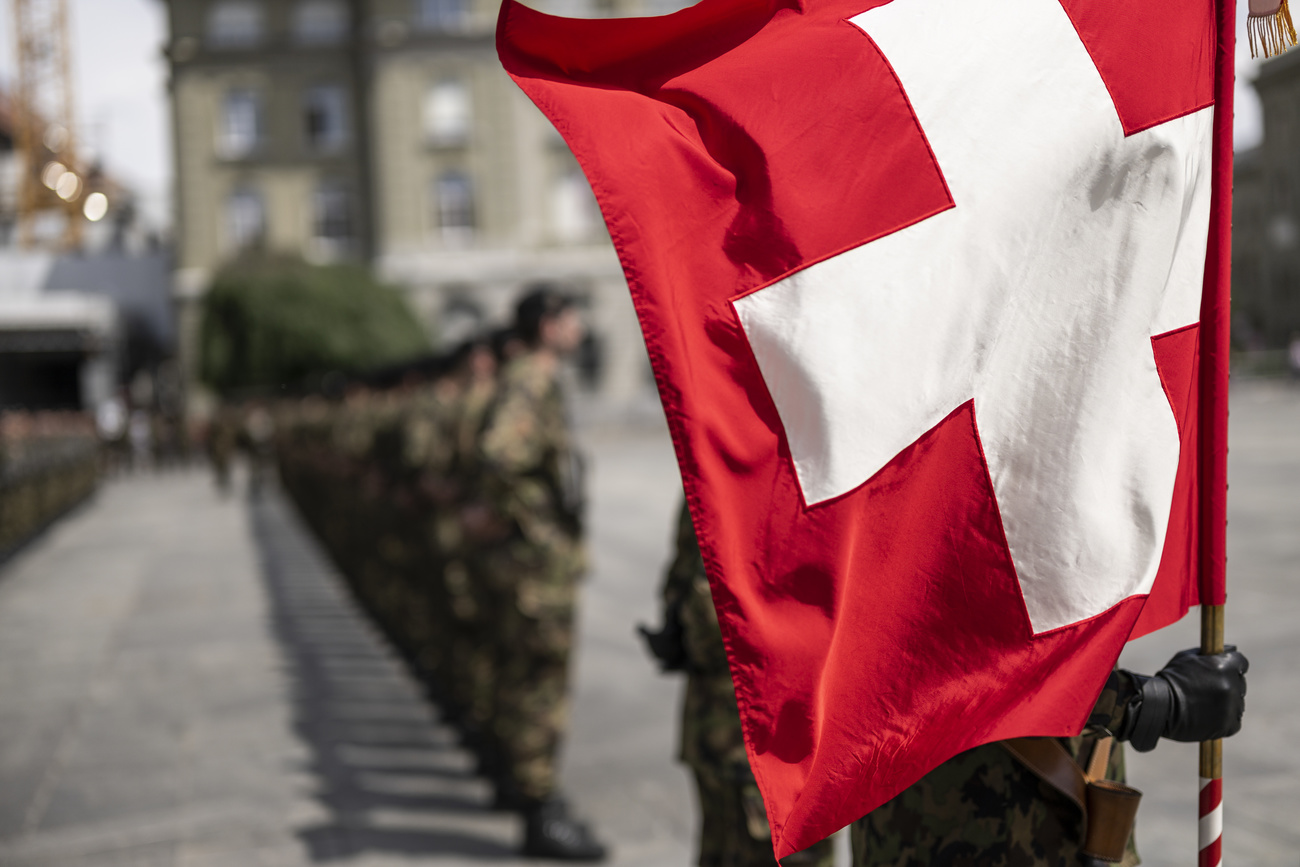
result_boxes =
[1000,736,1141,864]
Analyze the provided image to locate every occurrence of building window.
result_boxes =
[218,88,263,159]
[227,187,265,251]
[303,85,349,153]
[433,171,475,243]
[423,80,471,146]
[293,0,349,44]
[207,1,264,48]
[312,182,352,256]
[417,0,467,31]
[552,170,599,244]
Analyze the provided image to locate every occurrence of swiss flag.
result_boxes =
[499,0,1233,855]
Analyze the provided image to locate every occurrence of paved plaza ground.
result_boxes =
[0,381,1297,866]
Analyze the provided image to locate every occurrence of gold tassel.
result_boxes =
[1249,0,1298,59]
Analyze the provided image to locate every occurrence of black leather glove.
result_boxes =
[637,602,688,673]
[1118,646,1248,752]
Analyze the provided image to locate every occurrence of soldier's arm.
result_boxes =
[639,500,698,672]
[1085,647,1248,750]
[1082,668,1139,737]
[662,501,700,610]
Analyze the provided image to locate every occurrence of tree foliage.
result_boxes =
[198,257,430,396]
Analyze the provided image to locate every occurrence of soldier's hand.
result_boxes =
[638,619,688,673]
[1121,646,1248,751]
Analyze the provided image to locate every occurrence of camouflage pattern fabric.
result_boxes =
[667,502,834,867]
[445,377,500,736]
[476,352,586,802]
[850,674,1142,867]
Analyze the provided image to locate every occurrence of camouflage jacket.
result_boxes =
[477,353,584,549]
[402,381,463,482]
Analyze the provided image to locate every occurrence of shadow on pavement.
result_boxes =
[248,488,521,862]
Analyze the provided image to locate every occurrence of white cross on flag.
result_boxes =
[500,0,1232,854]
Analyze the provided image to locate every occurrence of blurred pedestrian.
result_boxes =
[128,408,153,473]
[94,393,128,475]
[466,287,606,860]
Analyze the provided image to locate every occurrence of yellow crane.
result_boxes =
[11,0,96,249]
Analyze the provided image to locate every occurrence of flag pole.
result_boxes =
[1198,0,1235,864]
[1198,605,1224,867]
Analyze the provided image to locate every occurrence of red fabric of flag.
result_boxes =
[499,0,1230,854]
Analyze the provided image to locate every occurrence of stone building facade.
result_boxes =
[1234,51,1300,350]
[163,0,677,405]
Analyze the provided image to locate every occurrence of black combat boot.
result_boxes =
[492,776,526,812]
[521,795,608,861]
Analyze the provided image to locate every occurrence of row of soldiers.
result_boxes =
[276,287,607,860]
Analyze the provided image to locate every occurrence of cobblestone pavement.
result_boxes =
[0,425,693,867]
[0,381,1296,866]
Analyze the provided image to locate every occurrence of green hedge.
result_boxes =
[199,257,431,396]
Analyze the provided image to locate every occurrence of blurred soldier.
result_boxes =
[644,501,833,867]
[207,404,239,494]
[243,401,276,498]
[399,359,467,693]
[439,338,502,743]
[465,287,606,860]
[648,499,1247,867]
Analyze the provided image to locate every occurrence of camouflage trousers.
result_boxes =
[442,554,495,731]
[482,534,583,802]
[850,740,1139,867]
[682,672,834,867]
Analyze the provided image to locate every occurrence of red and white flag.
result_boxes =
[499,0,1233,855]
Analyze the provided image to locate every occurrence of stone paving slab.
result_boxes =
[0,433,696,867]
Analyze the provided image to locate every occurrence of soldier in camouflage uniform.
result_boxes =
[852,640,1247,867]
[648,501,834,867]
[849,649,1247,865]
[440,339,502,747]
[399,363,466,691]
[647,503,1247,867]
[849,675,1140,867]
[465,287,606,861]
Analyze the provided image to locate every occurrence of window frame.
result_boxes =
[416,0,469,32]
[423,78,473,147]
[206,0,265,49]
[433,170,476,244]
[311,180,354,256]
[292,0,350,45]
[226,185,266,252]
[302,84,351,154]
[217,87,265,160]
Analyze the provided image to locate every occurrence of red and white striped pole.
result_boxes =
[1198,0,1235,861]
[1198,606,1224,867]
